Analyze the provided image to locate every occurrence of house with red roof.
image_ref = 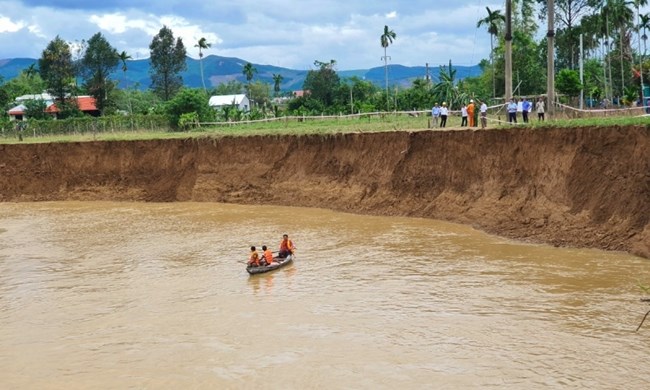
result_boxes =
[7,95,100,120]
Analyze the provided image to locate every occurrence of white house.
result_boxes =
[7,93,55,121]
[208,94,250,111]
[16,93,54,102]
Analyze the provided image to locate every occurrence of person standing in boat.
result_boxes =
[248,246,260,267]
[278,234,295,258]
[261,245,275,266]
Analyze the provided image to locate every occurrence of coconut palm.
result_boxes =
[118,51,132,82]
[24,63,38,79]
[380,25,397,110]
[634,1,649,102]
[272,73,283,97]
[118,51,132,113]
[477,6,505,98]
[640,13,650,53]
[606,0,634,95]
[195,37,212,91]
[242,62,257,106]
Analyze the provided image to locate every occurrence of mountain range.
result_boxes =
[0,55,481,92]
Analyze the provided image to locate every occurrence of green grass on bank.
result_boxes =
[1,113,648,144]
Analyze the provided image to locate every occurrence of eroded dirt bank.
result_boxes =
[1,126,648,258]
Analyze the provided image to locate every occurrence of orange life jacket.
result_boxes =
[280,239,294,253]
[263,249,274,264]
[249,251,260,266]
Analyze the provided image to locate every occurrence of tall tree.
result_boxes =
[380,25,397,110]
[81,32,119,114]
[538,0,593,68]
[39,35,75,105]
[118,51,132,82]
[477,7,506,98]
[118,51,132,113]
[633,0,648,102]
[640,13,650,54]
[303,59,340,107]
[24,63,38,79]
[195,37,212,92]
[513,0,539,34]
[149,26,187,101]
[272,73,284,97]
[242,62,257,105]
[609,0,634,95]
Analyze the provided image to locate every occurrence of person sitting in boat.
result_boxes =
[247,246,260,267]
[278,234,295,258]
[260,245,275,266]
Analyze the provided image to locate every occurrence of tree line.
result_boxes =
[2,1,650,132]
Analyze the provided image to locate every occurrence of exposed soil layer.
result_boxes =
[1,126,648,258]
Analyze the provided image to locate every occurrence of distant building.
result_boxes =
[15,93,54,103]
[292,90,310,98]
[45,96,100,118]
[6,94,99,121]
[208,94,250,111]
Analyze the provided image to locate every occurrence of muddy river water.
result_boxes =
[1,202,649,389]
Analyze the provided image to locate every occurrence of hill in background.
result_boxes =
[0,55,481,92]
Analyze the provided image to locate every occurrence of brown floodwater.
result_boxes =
[0,201,649,389]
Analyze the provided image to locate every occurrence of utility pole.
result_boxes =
[638,4,646,110]
[426,63,430,84]
[350,86,354,114]
[505,0,513,101]
[382,54,391,110]
[580,34,584,109]
[547,0,555,116]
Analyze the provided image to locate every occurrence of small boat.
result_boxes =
[246,254,294,275]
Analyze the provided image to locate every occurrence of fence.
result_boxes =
[1,114,170,140]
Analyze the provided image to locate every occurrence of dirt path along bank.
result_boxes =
[0,126,648,258]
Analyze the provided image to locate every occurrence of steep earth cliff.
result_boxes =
[1,126,648,258]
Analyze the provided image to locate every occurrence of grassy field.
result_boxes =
[1,112,648,144]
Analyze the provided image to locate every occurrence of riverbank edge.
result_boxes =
[0,126,648,258]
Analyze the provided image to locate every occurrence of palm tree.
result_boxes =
[634,1,649,103]
[272,73,283,97]
[380,25,396,110]
[607,0,634,96]
[640,13,650,54]
[118,51,132,113]
[195,37,212,91]
[118,51,132,82]
[477,6,505,98]
[242,62,257,107]
[24,63,38,79]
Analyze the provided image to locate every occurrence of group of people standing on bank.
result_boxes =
[431,99,488,129]
[432,97,546,128]
[506,97,545,124]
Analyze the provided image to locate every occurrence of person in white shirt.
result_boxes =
[440,102,449,127]
[479,100,488,129]
[460,104,468,127]
[535,97,545,121]
[431,103,441,127]
[507,99,518,123]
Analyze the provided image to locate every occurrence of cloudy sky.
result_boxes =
[0,1,550,71]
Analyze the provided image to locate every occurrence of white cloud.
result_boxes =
[0,0,506,68]
[88,12,222,59]
[27,24,46,39]
[0,15,25,33]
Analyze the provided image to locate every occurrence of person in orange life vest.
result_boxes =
[278,234,295,258]
[261,245,275,266]
[248,246,260,267]
[467,99,476,127]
